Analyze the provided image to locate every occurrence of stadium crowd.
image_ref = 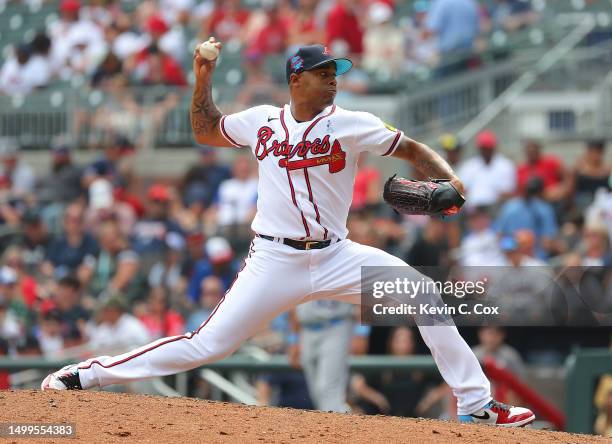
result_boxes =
[0,0,540,98]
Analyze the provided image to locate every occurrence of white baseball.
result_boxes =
[198,41,219,61]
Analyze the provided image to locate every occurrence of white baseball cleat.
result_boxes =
[458,399,535,427]
[41,364,83,391]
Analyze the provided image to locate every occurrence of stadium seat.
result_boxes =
[1,44,12,60]
[264,54,286,84]
[87,90,106,108]
[10,14,23,31]
[23,28,36,43]
[492,31,508,48]
[28,0,43,14]
[529,28,544,46]
[225,69,242,86]
[533,0,546,12]
[49,90,65,108]
[45,13,58,27]
[212,48,244,86]
[70,75,86,89]
[597,13,611,28]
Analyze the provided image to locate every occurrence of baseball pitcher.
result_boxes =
[42,38,535,427]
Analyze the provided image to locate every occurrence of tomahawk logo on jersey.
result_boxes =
[219,104,403,241]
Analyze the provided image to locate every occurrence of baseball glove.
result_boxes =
[383,175,465,216]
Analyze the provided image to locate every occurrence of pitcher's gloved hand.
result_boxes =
[383,175,465,216]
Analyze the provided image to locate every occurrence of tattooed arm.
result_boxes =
[391,136,465,196]
[190,38,235,147]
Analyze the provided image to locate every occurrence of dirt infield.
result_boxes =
[0,390,606,443]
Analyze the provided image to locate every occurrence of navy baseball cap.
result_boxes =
[286,44,352,83]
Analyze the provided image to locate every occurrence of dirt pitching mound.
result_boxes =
[0,390,606,443]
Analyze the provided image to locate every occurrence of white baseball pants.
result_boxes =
[76,236,491,415]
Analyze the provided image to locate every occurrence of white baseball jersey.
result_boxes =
[219,104,403,240]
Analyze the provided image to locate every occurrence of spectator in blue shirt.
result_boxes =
[130,184,182,269]
[45,202,99,277]
[186,237,239,302]
[180,147,231,209]
[81,136,133,189]
[186,275,224,332]
[425,0,480,55]
[496,176,558,259]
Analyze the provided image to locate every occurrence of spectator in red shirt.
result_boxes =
[326,0,367,56]
[128,15,186,87]
[244,0,290,62]
[133,43,186,86]
[138,286,185,339]
[237,0,292,106]
[517,140,564,201]
[287,0,324,52]
[204,0,250,44]
[0,339,10,388]
[2,247,38,310]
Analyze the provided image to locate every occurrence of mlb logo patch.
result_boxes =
[290,55,304,71]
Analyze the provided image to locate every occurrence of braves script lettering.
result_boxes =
[255,126,346,173]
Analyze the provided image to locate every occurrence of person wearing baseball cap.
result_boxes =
[147,183,171,202]
[186,236,238,303]
[42,35,537,429]
[205,236,234,265]
[130,183,180,266]
[146,14,169,37]
[476,130,497,152]
[456,129,517,208]
[285,44,353,84]
[499,234,545,267]
[59,0,80,19]
[439,133,463,168]
[60,0,80,12]
[0,137,35,198]
[88,295,151,351]
[37,139,82,204]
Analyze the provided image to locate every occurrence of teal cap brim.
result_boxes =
[309,58,353,77]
